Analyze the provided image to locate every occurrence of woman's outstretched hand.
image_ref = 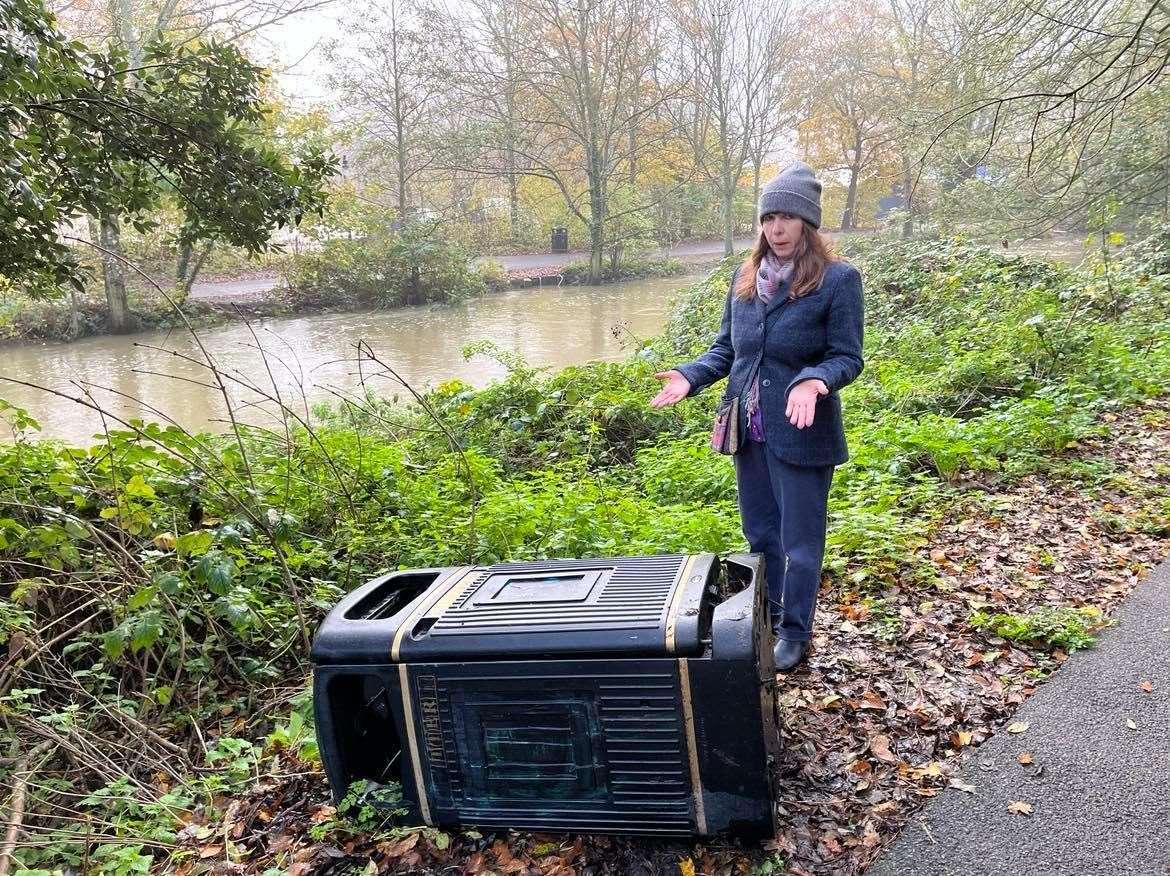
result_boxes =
[650,370,692,408]
[786,379,829,429]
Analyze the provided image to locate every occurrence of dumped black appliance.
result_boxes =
[311,553,780,836]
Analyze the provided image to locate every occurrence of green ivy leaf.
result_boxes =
[175,530,213,557]
[193,551,235,595]
[129,610,163,653]
[123,474,156,499]
[103,630,127,661]
[154,571,182,595]
[127,585,156,611]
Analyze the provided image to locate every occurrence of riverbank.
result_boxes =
[0,240,731,345]
[1,229,1167,874]
[0,229,1102,346]
[0,273,701,444]
[0,258,693,347]
[178,395,1170,876]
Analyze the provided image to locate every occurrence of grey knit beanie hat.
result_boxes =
[758,161,822,228]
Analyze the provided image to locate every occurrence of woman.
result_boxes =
[649,161,864,671]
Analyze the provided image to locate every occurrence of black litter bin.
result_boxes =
[551,226,569,253]
[311,553,779,836]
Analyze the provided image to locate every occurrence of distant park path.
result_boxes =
[187,232,1086,305]
[481,237,755,273]
[187,237,754,304]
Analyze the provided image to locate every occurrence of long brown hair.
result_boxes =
[734,221,838,301]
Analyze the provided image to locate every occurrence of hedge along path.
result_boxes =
[170,396,1170,876]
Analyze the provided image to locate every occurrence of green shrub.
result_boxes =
[634,435,737,505]
[475,257,509,290]
[1121,221,1170,277]
[282,223,487,309]
[559,255,686,284]
[969,606,1108,652]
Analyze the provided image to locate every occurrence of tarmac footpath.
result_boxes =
[870,554,1170,876]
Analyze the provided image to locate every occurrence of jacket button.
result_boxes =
[762,378,771,387]
[758,322,764,329]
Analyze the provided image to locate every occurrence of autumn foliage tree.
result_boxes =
[793,1,899,230]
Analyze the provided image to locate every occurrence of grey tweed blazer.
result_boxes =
[674,260,865,467]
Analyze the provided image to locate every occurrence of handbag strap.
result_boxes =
[726,267,761,402]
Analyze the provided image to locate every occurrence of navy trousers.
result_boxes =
[734,439,834,642]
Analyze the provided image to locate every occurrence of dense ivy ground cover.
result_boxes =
[1,227,1168,873]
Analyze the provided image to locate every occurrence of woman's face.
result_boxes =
[761,212,804,259]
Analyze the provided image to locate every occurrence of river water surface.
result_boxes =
[1,274,700,445]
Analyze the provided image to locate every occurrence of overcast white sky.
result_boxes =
[250,2,346,106]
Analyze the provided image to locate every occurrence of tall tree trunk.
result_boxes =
[396,127,409,219]
[505,132,520,241]
[507,169,520,240]
[628,123,637,187]
[502,15,521,242]
[842,168,860,231]
[588,154,605,284]
[841,135,862,231]
[1163,117,1169,222]
[176,240,193,284]
[391,5,409,221]
[507,167,520,240]
[68,287,81,340]
[751,155,763,236]
[99,213,132,333]
[177,243,213,301]
[589,209,605,285]
[901,151,914,239]
[721,178,735,257]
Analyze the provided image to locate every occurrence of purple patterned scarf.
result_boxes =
[755,250,795,304]
[747,251,794,441]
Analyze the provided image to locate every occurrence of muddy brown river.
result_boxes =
[1,274,701,445]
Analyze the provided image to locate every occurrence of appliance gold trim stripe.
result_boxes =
[664,555,699,654]
[677,657,707,834]
[398,664,433,825]
[429,566,482,620]
[391,565,477,661]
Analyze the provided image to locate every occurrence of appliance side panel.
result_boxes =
[313,665,430,826]
[687,656,777,836]
[404,659,698,835]
[691,576,779,837]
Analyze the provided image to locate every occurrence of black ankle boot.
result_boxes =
[773,638,807,672]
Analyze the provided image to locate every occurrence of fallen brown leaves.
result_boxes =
[771,396,1170,874]
[173,761,764,875]
[173,398,1169,875]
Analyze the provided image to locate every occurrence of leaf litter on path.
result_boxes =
[770,396,1170,874]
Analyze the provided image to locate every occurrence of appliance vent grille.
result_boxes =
[428,668,694,835]
[432,555,687,634]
